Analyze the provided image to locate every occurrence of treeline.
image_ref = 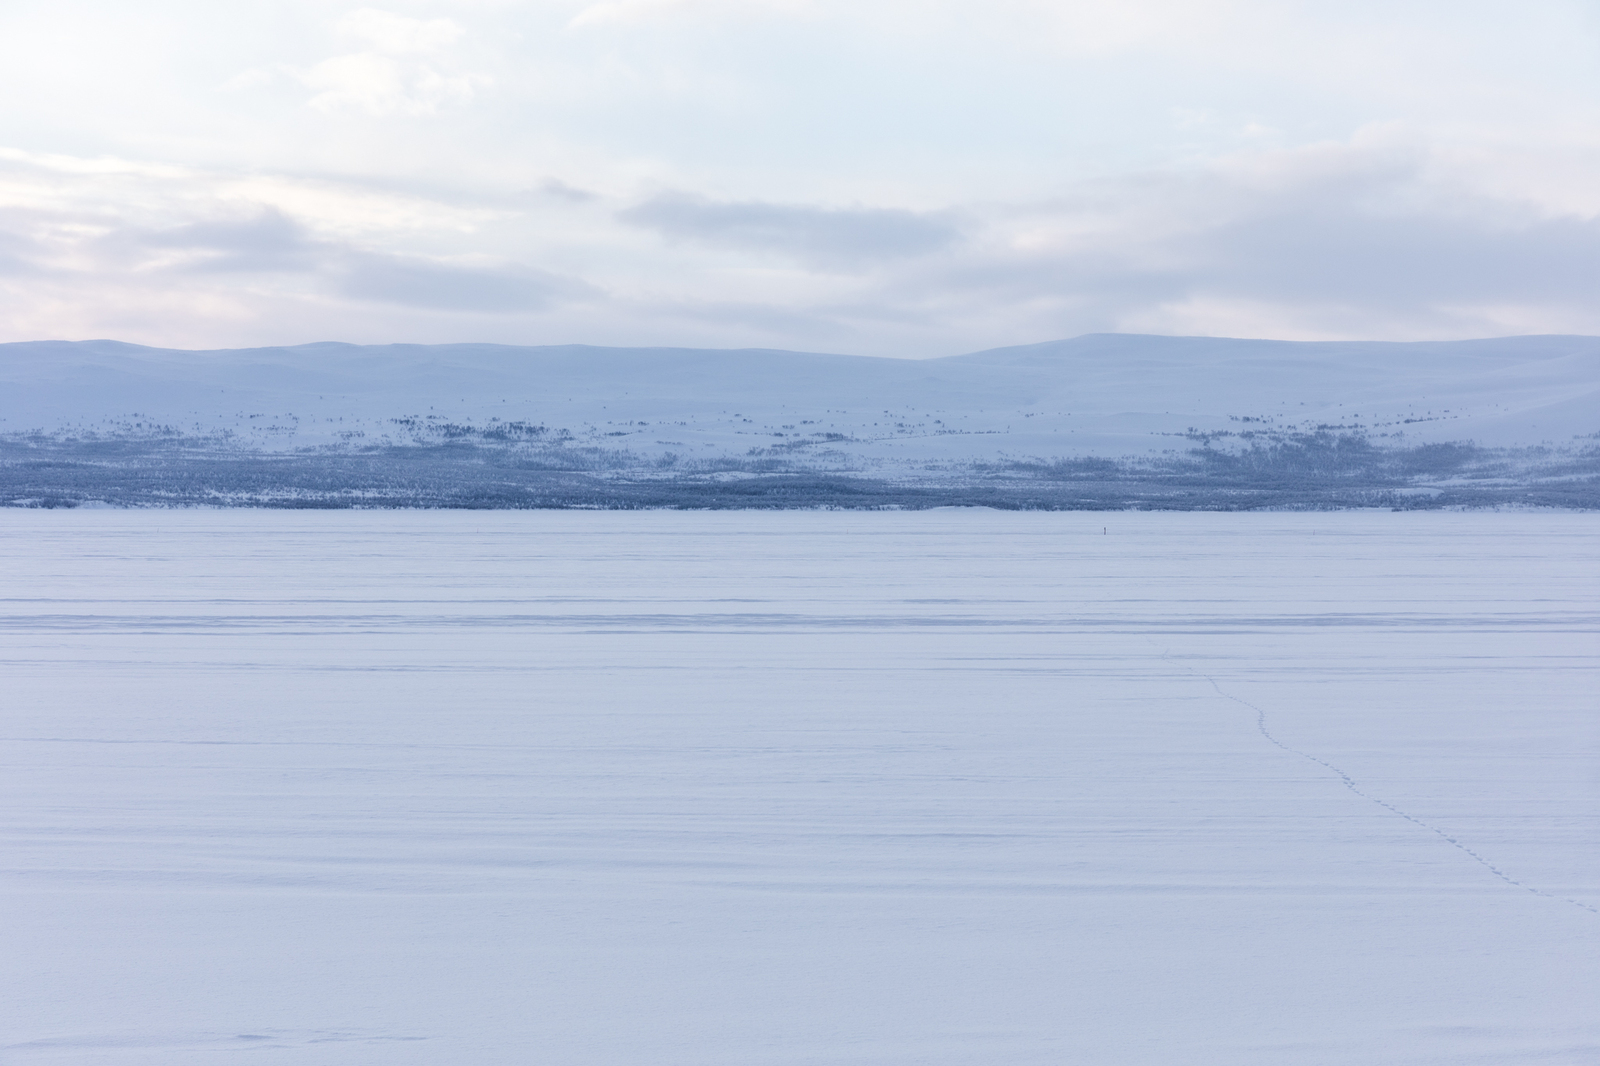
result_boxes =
[2,430,1596,510]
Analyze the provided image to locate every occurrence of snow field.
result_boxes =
[0,510,1596,1065]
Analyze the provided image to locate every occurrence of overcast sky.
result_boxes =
[1,0,1598,354]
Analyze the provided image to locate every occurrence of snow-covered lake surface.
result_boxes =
[2,510,1596,1065]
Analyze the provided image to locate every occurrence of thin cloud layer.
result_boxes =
[620,195,960,267]
[339,255,597,313]
[0,2,1596,352]
[134,210,317,274]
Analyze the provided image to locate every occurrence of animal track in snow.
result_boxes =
[1185,665,1597,916]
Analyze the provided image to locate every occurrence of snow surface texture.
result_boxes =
[2,334,1597,508]
[2,510,1596,1066]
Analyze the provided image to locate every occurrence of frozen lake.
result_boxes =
[1,510,1596,1065]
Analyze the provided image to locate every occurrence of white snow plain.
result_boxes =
[1,509,1596,1066]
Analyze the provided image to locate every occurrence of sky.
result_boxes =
[1,0,1598,356]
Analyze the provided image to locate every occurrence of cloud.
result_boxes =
[301,53,478,115]
[122,208,601,315]
[620,194,961,268]
[4,0,1599,352]
[219,67,280,93]
[338,9,464,55]
[536,178,599,204]
[886,134,1600,341]
[338,254,600,313]
[568,0,815,29]
[0,220,42,274]
[295,8,480,115]
[1194,204,1600,309]
[0,171,599,322]
[135,209,317,273]
[3,127,1600,353]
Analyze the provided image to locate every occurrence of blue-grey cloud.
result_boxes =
[892,156,1600,338]
[1197,203,1600,307]
[338,254,600,313]
[82,207,600,315]
[536,178,599,204]
[0,222,39,275]
[139,208,318,273]
[619,194,961,268]
[4,138,1600,351]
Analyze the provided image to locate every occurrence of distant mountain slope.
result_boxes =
[2,335,1597,509]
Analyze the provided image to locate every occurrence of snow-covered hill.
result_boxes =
[4,333,1597,456]
[2,334,1597,508]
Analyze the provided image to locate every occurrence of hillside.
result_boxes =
[3,335,1597,508]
